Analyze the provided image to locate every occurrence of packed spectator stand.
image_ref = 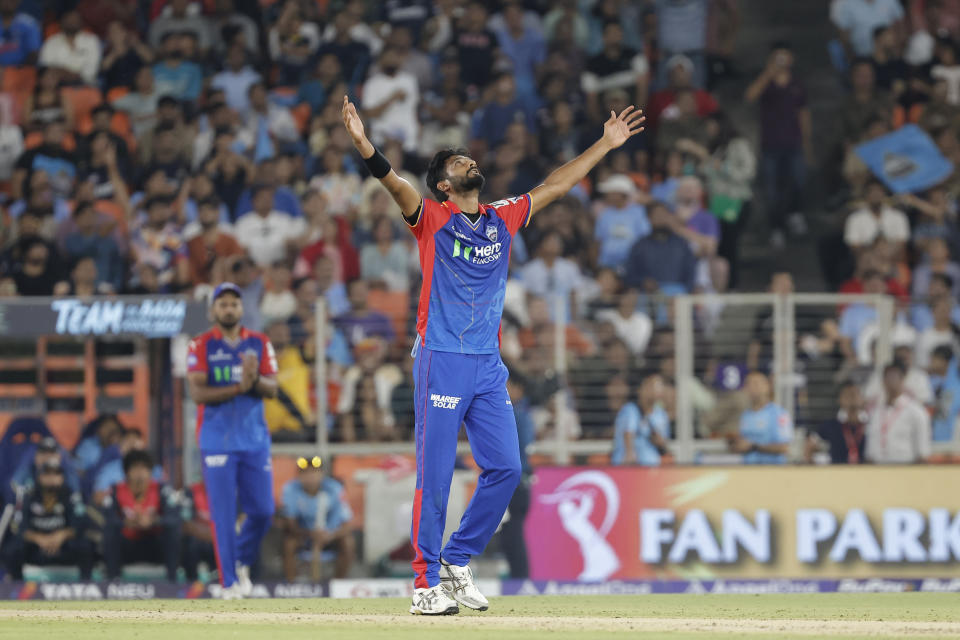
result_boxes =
[0,0,959,583]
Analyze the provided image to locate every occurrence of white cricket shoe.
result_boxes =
[440,558,489,611]
[236,564,253,597]
[220,583,245,600]
[409,584,459,615]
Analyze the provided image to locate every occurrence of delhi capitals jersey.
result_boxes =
[408,194,531,354]
[187,327,278,452]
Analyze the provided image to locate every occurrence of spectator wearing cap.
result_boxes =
[186,196,244,285]
[235,185,306,268]
[360,47,420,154]
[647,54,719,130]
[844,179,909,257]
[148,0,211,53]
[211,45,262,114]
[729,371,793,464]
[129,195,189,292]
[100,20,155,91]
[831,0,905,59]
[0,0,41,66]
[745,40,811,249]
[582,20,648,117]
[594,174,650,270]
[152,32,203,102]
[112,67,161,137]
[929,346,960,441]
[8,436,80,500]
[61,201,124,292]
[612,371,671,465]
[2,458,94,580]
[865,361,931,463]
[101,450,182,582]
[38,10,101,85]
[279,456,354,580]
[624,201,697,294]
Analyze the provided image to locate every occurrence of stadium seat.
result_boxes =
[62,86,103,135]
[105,86,129,102]
[366,290,409,344]
[291,103,311,134]
[24,130,76,151]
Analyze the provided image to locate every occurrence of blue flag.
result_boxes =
[855,124,953,194]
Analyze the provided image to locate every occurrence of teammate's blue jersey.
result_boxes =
[739,402,794,464]
[187,327,278,452]
[408,195,531,354]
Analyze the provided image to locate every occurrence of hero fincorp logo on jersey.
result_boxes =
[452,239,503,265]
[430,394,461,410]
[51,299,187,336]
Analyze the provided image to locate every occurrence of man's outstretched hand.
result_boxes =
[342,95,373,156]
[601,106,646,150]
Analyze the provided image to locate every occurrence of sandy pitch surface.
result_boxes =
[2,608,960,637]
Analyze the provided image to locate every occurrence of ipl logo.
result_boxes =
[540,470,621,581]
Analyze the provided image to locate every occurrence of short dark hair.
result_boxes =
[885,360,907,376]
[92,103,113,116]
[145,194,173,211]
[157,95,180,109]
[932,272,954,291]
[932,345,954,363]
[122,449,153,475]
[198,195,221,209]
[72,200,95,218]
[426,148,469,201]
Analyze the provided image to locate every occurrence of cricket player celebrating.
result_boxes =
[187,283,279,599]
[342,95,644,615]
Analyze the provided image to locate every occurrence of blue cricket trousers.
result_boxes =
[411,346,522,589]
[201,448,275,587]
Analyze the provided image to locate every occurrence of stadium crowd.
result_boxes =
[0,0,958,473]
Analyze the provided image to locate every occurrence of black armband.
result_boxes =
[363,148,392,179]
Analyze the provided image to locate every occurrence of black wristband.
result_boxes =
[363,148,392,179]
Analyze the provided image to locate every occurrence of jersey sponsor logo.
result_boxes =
[204,454,229,467]
[211,364,243,383]
[209,348,232,362]
[489,196,524,209]
[485,223,498,242]
[452,239,503,265]
[187,352,198,368]
[430,394,461,410]
[454,229,471,241]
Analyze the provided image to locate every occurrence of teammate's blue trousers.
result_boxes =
[411,346,522,588]
[201,448,275,587]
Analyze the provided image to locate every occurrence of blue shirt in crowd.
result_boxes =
[0,12,41,65]
[739,402,793,464]
[612,402,671,465]
[595,204,651,268]
[931,358,960,441]
[281,477,352,531]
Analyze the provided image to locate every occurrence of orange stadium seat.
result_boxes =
[291,103,311,134]
[1,67,36,93]
[24,130,76,151]
[366,290,409,344]
[62,86,103,135]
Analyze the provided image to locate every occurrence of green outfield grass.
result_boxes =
[2,593,960,639]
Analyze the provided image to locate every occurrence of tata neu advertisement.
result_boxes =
[525,467,960,581]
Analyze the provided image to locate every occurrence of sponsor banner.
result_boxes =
[0,582,327,600]
[525,466,960,581]
[0,296,208,338]
[328,578,501,599]
[503,579,960,595]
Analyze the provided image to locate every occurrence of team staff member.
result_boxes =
[2,459,94,580]
[729,371,794,464]
[343,94,645,614]
[187,282,278,599]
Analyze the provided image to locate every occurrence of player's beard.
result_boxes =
[216,314,240,330]
[449,170,485,195]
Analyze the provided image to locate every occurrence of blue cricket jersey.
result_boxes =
[280,477,353,531]
[408,195,531,354]
[187,327,278,452]
[611,402,671,465]
[739,402,794,464]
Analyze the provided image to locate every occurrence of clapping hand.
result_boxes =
[239,353,259,393]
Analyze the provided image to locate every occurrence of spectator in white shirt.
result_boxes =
[234,185,306,267]
[865,361,931,463]
[210,45,261,113]
[916,297,959,369]
[831,0,905,58]
[361,47,420,153]
[244,82,299,146]
[843,179,910,255]
[596,289,653,356]
[38,10,101,85]
[520,231,587,323]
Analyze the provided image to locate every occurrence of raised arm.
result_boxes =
[528,106,645,216]
[342,96,422,218]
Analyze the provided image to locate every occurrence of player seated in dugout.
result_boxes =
[1,458,95,580]
[100,450,182,582]
[278,455,355,580]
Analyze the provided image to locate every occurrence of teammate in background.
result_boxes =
[342,94,645,615]
[729,371,794,464]
[278,455,355,581]
[187,282,278,599]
